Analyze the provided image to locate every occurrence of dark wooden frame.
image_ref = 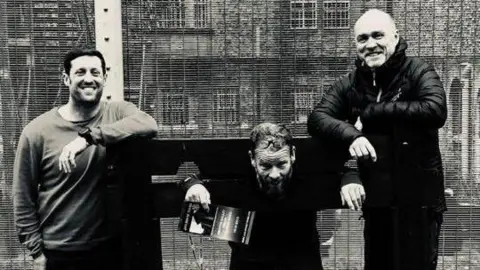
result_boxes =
[106,138,347,270]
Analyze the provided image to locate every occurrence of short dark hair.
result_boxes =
[249,123,294,156]
[63,48,106,75]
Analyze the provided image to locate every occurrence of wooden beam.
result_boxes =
[95,0,124,101]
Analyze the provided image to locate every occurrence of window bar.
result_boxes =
[181,0,187,137]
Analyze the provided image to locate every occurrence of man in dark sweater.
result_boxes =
[181,123,323,270]
[13,49,158,270]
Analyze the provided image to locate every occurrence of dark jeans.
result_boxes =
[44,237,123,270]
[363,207,443,270]
[229,247,323,270]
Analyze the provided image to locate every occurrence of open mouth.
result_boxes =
[366,52,382,57]
[80,86,96,91]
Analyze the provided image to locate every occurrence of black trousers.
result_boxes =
[229,247,323,270]
[44,237,123,270]
[363,207,443,270]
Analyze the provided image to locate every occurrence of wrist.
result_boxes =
[31,249,44,260]
[78,127,94,145]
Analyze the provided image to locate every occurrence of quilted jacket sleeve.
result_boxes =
[361,61,447,129]
[308,74,363,146]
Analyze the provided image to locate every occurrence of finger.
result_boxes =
[340,192,345,206]
[69,152,76,168]
[360,145,370,160]
[205,193,211,205]
[64,160,71,174]
[349,147,357,160]
[61,160,67,173]
[354,187,363,209]
[353,146,363,159]
[60,159,66,173]
[366,143,377,162]
[359,186,366,202]
[59,151,67,171]
[201,201,210,212]
[203,193,212,211]
[343,191,355,210]
[348,188,360,210]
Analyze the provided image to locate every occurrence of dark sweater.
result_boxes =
[13,101,158,257]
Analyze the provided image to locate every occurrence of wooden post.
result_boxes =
[95,0,124,101]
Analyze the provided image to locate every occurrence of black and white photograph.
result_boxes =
[1,0,480,269]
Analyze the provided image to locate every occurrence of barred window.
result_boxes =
[293,85,319,123]
[323,0,350,29]
[290,0,317,29]
[214,88,239,124]
[194,0,208,28]
[156,0,209,29]
[163,93,189,125]
[449,77,462,135]
[158,0,185,28]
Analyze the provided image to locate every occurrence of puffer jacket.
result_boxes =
[308,38,447,210]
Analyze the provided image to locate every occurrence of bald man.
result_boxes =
[308,9,447,270]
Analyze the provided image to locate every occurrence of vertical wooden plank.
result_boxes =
[95,0,124,101]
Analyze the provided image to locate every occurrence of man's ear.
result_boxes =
[248,150,255,168]
[103,72,108,86]
[393,29,400,43]
[62,72,70,87]
[290,146,296,164]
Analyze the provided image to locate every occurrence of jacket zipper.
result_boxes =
[373,71,382,102]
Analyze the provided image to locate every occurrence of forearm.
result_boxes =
[363,64,447,129]
[308,110,363,146]
[364,98,447,129]
[13,176,43,257]
[308,79,363,145]
[382,98,446,128]
[13,132,43,258]
[13,168,43,256]
[91,110,158,146]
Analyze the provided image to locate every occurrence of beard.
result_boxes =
[364,53,386,68]
[257,176,291,200]
[72,87,103,108]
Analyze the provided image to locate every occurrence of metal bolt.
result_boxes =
[104,37,110,41]
[104,8,108,12]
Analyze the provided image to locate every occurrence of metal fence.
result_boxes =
[1,0,480,269]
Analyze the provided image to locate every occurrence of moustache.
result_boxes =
[264,178,284,186]
[365,51,383,57]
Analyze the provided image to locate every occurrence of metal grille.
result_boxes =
[1,0,480,269]
[122,0,480,269]
[0,0,95,269]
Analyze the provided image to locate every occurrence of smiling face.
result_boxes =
[63,55,106,107]
[250,142,296,200]
[354,10,399,68]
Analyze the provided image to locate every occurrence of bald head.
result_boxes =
[354,9,399,68]
[355,9,397,34]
